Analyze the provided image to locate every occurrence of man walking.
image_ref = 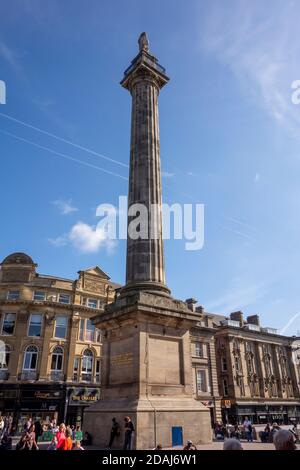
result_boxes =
[123,416,135,450]
[243,416,253,442]
[107,417,120,449]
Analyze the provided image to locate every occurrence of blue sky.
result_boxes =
[1,0,300,334]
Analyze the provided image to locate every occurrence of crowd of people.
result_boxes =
[0,416,93,451]
[214,417,299,444]
[1,414,299,451]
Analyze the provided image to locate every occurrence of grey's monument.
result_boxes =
[84,33,211,449]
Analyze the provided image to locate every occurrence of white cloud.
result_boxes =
[69,221,117,254]
[48,235,68,247]
[254,172,260,183]
[52,199,78,215]
[201,0,300,138]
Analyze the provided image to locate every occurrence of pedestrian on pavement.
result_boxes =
[56,423,66,450]
[63,427,73,450]
[107,417,120,449]
[183,440,197,450]
[243,417,253,442]
[26,424,39,450]
[123,416,135,450]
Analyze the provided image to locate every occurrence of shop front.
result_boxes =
[222,400,300,425]
[16,385,65,434]
[65,386,100,429]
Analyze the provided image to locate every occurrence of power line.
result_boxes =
[0,111,129,168]
[0,128,128,181]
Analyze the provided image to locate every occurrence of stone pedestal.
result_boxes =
[84,292,211,449]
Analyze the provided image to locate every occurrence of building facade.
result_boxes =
[215,311,300,425]
[186,299,222,425]
[1,252,300,435]
[0,252,119,433]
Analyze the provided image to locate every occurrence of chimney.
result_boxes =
[247,314,260,326]
[230,311,244,326]
[196,305,204,314]
[185,298,197,312]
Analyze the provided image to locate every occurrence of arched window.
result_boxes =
[81,349,93,382]
[23,345,38,370]
[51,346,63,371]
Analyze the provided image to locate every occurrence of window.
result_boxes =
[7,290,19,301]
[82,349,93,381]
[73,357,79,381]
[58,293,70,304]
[23,345,38,370]
[55,316,68,339]
[95,359,101,383]
[195,342,203,358]
[221,356,227,372]
[88,298,98,309]
[196,370,207,392]
[79,319,85,341]
[85,320,95,342]
[79,319,100,343]
[51,346,63,371]
[0,344,11,369]
[33,291,45,301]
[28,314,42,337]
[81,297,87,306]
[234,356,241,372]
[223,379,229,396]
[2,313,16,335]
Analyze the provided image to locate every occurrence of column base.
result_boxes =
[83,396,212,449]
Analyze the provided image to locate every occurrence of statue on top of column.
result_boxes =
[138,32,149,52]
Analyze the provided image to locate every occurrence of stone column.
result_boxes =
[120,34,170,297]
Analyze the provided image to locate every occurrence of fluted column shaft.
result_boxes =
[126,75,165,288]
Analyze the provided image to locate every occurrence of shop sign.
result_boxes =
[71,394,98,403]
[222,400,231,408]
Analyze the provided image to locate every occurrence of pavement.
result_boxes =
[9,438,300,451]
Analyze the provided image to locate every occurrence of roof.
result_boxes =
[1,252,36,266]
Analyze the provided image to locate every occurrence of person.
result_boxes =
[273,429,297,450]
[73,440,84,450]
[56,423,66,450]
[82,431,92,446]
[270,422,281,442]
[154,444,162,450]
[243,417,253,442]
[47,435,58,450]
[0,431,12,451]
[260,424,271,443]
[183,440,197,450]
[214,422,224,440]
[0,417,4,438]
[27,424,39,450]
[34,420,43,442]
[63,427,73,450]
[123,416,135,450]
[223,438,243,450]
[290,423,298,442]
[24,418,32,433]
[107,417,120,449]
[16,433,30,451]
[230,424,240,440]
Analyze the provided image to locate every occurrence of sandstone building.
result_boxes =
[214,311,300,425]
[0,252,118,432]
